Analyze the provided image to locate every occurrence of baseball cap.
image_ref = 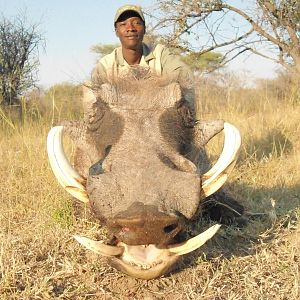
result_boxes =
[114,4,145,24]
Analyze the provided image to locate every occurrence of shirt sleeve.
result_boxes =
[160,47,195,107]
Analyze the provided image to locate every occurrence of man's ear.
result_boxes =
[115,27,120,38]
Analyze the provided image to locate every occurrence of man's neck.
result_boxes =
[122,45,143,65]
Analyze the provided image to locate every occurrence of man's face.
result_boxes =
[115,14,145,50]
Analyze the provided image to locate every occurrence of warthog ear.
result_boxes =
[194,119,225,148]
[159,82,182,108]
[82,82,108,131]
[82,82,97,124]
[188,119,224,167]
[83,80,122,109]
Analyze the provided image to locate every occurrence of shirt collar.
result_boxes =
[116,43,155,66]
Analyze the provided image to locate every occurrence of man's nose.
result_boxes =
[126,22,136,31]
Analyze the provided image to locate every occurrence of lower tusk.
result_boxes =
[167,224,221,256]
[73,235,124,257]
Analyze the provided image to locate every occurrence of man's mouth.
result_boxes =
[126,35,139,39]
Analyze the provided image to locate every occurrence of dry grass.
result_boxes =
[0,80,299,299]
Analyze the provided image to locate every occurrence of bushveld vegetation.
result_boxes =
[0,74,299,299]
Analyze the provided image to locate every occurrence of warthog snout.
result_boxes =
[107,202,183,245]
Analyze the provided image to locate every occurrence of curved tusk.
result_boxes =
[47,126,89,203]
[167,224,221,255]
[201,122,241,197]
[73,235,124,257]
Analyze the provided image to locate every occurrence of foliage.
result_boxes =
[145,31,224,72]
[90,43,120,58]
[181,51,223,72]
[150,0,300,75]
[0,13,43,106]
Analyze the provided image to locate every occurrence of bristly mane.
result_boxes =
[91,66,185,110]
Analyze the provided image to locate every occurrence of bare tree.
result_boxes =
[0,13,43,106]
[148,0,300,75]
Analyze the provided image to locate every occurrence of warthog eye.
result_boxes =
[89,145,112,175]
[89,160,104,175]
[163,223,178,234]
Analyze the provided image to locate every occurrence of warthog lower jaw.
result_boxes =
[74,224,221,279]
[127,259,162,270]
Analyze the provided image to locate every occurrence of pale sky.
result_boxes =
[1,0,279,88]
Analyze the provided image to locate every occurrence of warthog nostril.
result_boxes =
[107,202,185,245]
[163,223,178,234]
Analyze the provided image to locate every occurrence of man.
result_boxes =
[91,4,194,109]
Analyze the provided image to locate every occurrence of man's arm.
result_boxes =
[160,48,193,80]
[160,46,196,124]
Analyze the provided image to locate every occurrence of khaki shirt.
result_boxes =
[91,43,194,104]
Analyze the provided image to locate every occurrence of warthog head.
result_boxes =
[47,68,241,279]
